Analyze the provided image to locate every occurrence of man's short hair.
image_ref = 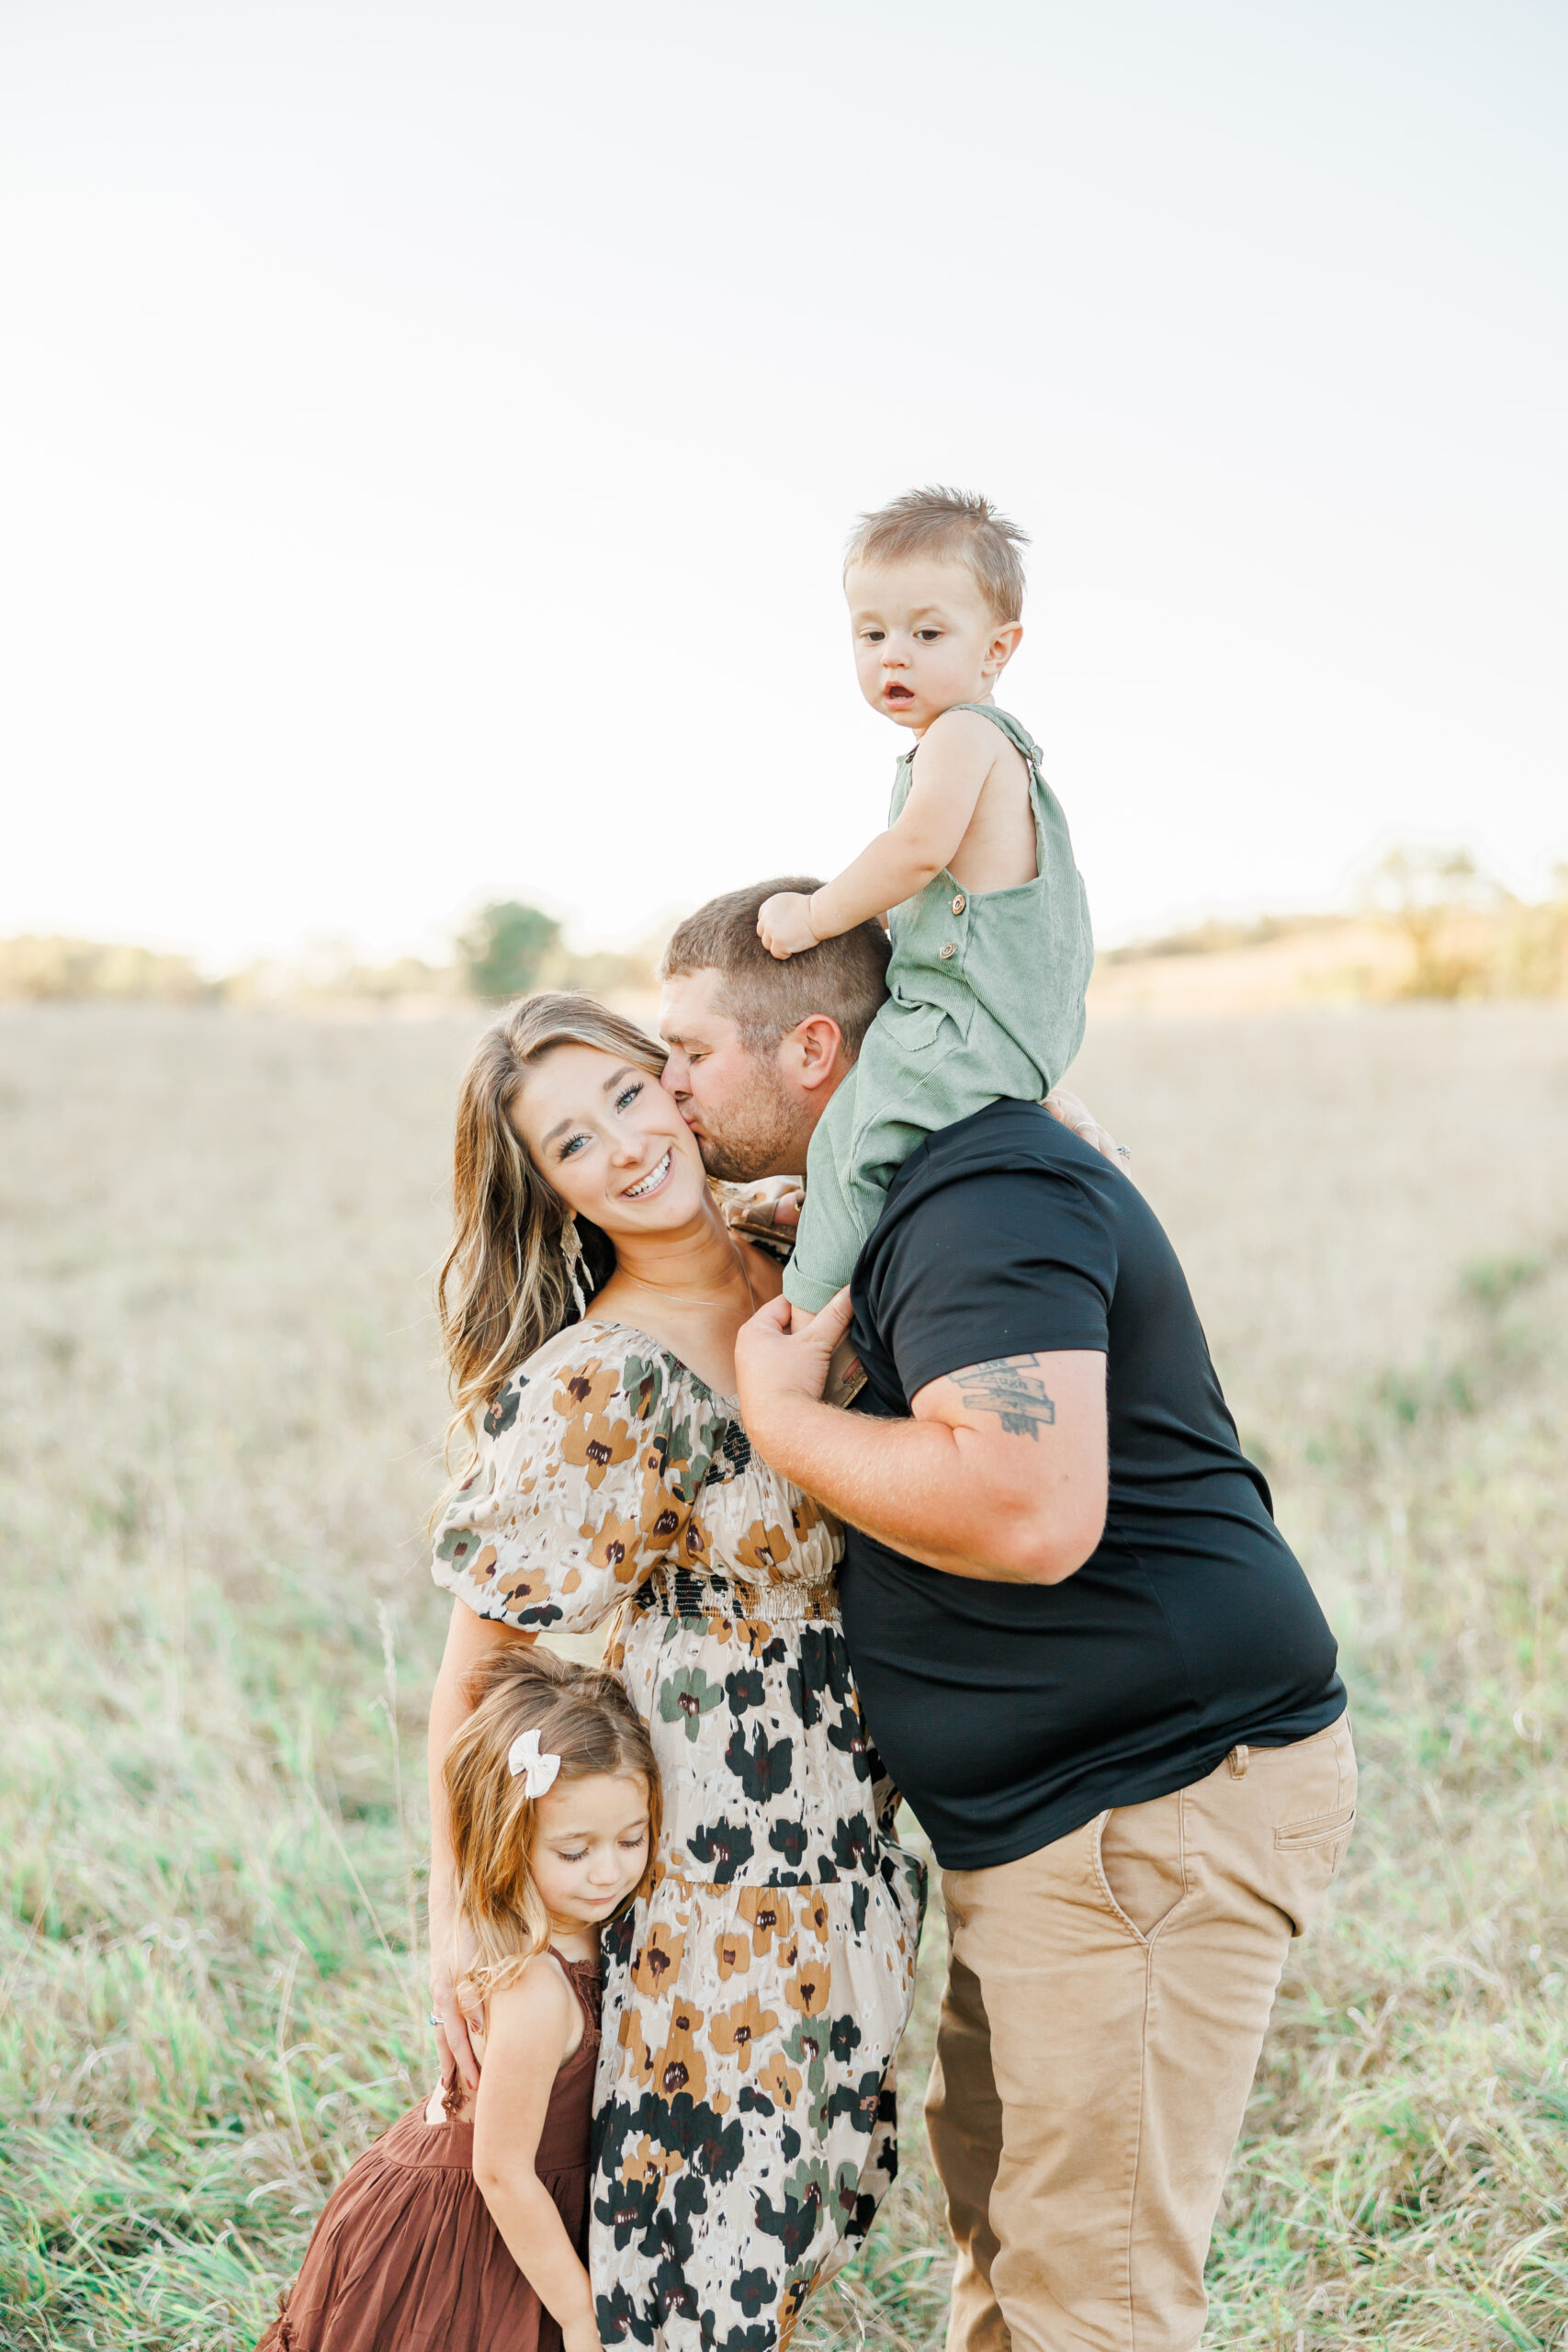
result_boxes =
[845,485,1029,626]
[659,878,890,1057]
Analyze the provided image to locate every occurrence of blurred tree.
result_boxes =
[1363,846,1506,999]
[457,901,561,1001]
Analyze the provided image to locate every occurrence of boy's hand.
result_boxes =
[756,892,819,959]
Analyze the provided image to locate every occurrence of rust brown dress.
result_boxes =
[258,1951,600,2352]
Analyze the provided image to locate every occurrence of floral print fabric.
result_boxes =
[431,1322,924,2351]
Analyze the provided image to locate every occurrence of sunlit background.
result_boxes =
[7,17,1568,2346]
[6,0,1564,973]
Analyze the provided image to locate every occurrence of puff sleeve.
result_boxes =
[430,1329,733,1633]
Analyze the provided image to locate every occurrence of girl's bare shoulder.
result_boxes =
[484,1948,584,2062]
[428,1957,580,2129]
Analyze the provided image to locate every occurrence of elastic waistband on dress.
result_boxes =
[635,1569,840,1625]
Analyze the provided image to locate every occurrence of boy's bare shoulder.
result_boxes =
[922,705,1007,760]
[922,707,1031,801]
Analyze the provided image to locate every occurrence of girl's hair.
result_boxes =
[437,992,666,1465]
[444,1645,660,2009]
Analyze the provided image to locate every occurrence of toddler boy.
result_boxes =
[758,486,1094,1311]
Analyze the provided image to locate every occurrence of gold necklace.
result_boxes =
[615,1233,757,1314]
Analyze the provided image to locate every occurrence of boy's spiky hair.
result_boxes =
[844,485,1030,624]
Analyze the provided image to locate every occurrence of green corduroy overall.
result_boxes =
[784,704,1094,1311]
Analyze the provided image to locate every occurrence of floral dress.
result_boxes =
[431,1321,925,2352]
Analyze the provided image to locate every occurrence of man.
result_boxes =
[658,878,1354,2352]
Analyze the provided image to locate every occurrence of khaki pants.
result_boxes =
[926,1716,1357,2352]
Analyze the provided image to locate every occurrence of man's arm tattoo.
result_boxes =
[957,1354,1057,1440]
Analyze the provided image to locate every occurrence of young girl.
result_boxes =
[260,1647,660,2352]
[755,484,1096,1312]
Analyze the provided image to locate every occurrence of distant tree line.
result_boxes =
[4,865,1565,1006]
[0,936,218,1004]
[1097,851,1568,1002]
[0,901,660,1008]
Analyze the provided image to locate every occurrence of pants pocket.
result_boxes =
[1274,1713,1358,1876]
[1274,1801,1358,1858]
[1096,1792,1188,1942]
[1269,1722,1358,1934]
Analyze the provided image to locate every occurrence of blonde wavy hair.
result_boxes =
[437,991,666,1468]
[445,1645,660,2010]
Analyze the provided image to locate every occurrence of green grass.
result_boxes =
[3,1004,1568,2348]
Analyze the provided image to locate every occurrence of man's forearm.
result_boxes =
[753,1395,1084,1585]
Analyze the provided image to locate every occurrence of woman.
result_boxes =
[425,993,924,2352]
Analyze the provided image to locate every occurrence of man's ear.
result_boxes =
[984,619,1023,677]
[778,1014,847,1094]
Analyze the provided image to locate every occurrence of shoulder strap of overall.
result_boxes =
[942,703,1043,767]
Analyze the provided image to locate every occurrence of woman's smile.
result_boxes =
[620,1148,673,1202]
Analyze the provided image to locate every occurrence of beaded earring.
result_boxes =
[559,1212,591,1317]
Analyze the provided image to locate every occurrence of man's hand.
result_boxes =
[734,1287,852,1450]
[756,891,820,960]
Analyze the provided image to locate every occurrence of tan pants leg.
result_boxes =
[925,1716,1357,2352]
[926,1945,1010,2352]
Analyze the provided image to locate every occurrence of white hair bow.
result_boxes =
[507,1727,561,1799]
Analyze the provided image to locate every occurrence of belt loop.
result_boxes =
[1226,1744,1249,1779]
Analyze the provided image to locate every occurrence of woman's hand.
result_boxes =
[1044,1087,1132,1173]
[756,892,820,960]
[721,1182,803,1247]
[429,1903,484,2094]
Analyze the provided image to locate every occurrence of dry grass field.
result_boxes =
[3,1001,1568,2349]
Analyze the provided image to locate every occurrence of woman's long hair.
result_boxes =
[437,992,667,1469]
[444,1645,660,2009]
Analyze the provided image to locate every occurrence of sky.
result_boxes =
[4,0,1564,967]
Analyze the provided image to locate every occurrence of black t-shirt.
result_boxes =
[839,1100,1346,1871]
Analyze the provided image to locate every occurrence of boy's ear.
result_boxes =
[986,619,1024,675]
